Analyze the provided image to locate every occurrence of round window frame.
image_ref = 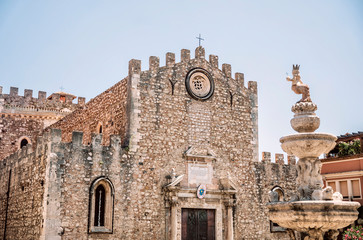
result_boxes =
[185,68,214,100]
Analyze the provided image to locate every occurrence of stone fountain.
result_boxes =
[267,65,360,240]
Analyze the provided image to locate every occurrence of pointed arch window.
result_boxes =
[94,185,106,226]
[20,139,29,148]
[96,122,103,134]
[271,186,284,202]
[18,136,31,149]
[270,186,286,232]
[89,177,114,233]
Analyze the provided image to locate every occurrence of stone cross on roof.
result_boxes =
[196,34,204,47]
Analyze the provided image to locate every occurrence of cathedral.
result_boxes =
[0,47,297,240]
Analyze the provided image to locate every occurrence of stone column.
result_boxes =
[170,197,179,240]
[225,200,234,240]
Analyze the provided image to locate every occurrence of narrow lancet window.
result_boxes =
[89,177,114,233]
[94,185,106,226]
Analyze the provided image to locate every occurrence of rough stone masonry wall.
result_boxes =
[0,86,84,110]
[41,129,133,240]
[49,78,128,146]
[0,137,48,240]
[254,153,297,239]
[0,47,298,240]
[123,47,274,239]
[0,115,44,161]
[0,86,84,161]
[0,127,135,240]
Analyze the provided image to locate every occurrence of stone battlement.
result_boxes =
[261,151,297,165]
[0,86,86,112]
[1,128,124,167]
[128,47,257,95]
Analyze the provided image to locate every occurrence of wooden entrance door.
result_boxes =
[181,209,215,240]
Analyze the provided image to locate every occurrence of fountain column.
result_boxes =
[267,65,360,240]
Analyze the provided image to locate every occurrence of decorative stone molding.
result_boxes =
[184,145,216,160]
[164,178,236,240]
[88,177,115,234]
[291,102,317,114]
[185,68,214,101]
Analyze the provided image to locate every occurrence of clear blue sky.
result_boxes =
[1,0,362,161]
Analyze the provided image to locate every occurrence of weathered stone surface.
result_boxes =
[290,102,320,133]
[268,201,360,232]
[49,78,128,146]
[280,133,337,159]
[0,87,84,160]
[0,47,298,240]
[270,66,360,240]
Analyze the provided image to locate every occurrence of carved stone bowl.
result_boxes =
[280,133,337,159]
[290,114,320,133]
[290,102,320,133]
[267,201,360,232]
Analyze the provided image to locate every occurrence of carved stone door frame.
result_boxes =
[165,187,236,240]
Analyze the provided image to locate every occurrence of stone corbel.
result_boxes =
[220,175,237,192]
[166,175,184,188]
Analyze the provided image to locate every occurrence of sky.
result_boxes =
[0,0,362,161]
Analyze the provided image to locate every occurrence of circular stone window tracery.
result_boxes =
[185,68,214,100]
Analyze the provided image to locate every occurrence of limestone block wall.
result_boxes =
[0,87,84,160]
[0,86,84,110]
[0,138,48,240]
[0,128,134,240]
[0,128,297,240]
[0,47,298,240]
[253,153,298,239]
[122,47,259,239]
[127,47,258,159]
[42,130,133,240]
[49,78,128,146]
[0,115,44,160]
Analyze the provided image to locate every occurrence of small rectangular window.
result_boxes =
[352,180,361,198]
[340,181,349,199]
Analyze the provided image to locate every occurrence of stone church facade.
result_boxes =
[0,47,297,240]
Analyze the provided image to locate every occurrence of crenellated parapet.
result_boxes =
[128,46,257,97]
[48,128,124,154]
[0,127,128,239]
[0,86,86,116]
[126,47,258,158]
[261,151,296,165]
[255,152,298,203]
[1,128,125,169]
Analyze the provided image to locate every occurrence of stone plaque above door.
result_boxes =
[184,146,217,188]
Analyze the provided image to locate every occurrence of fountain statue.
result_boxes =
[267,65,360,240]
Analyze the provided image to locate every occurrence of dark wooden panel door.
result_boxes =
[182,209,215,240]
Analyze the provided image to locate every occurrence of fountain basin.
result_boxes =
[267,201,360,232]
[280,133,337,158]
[291,114,320,133]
